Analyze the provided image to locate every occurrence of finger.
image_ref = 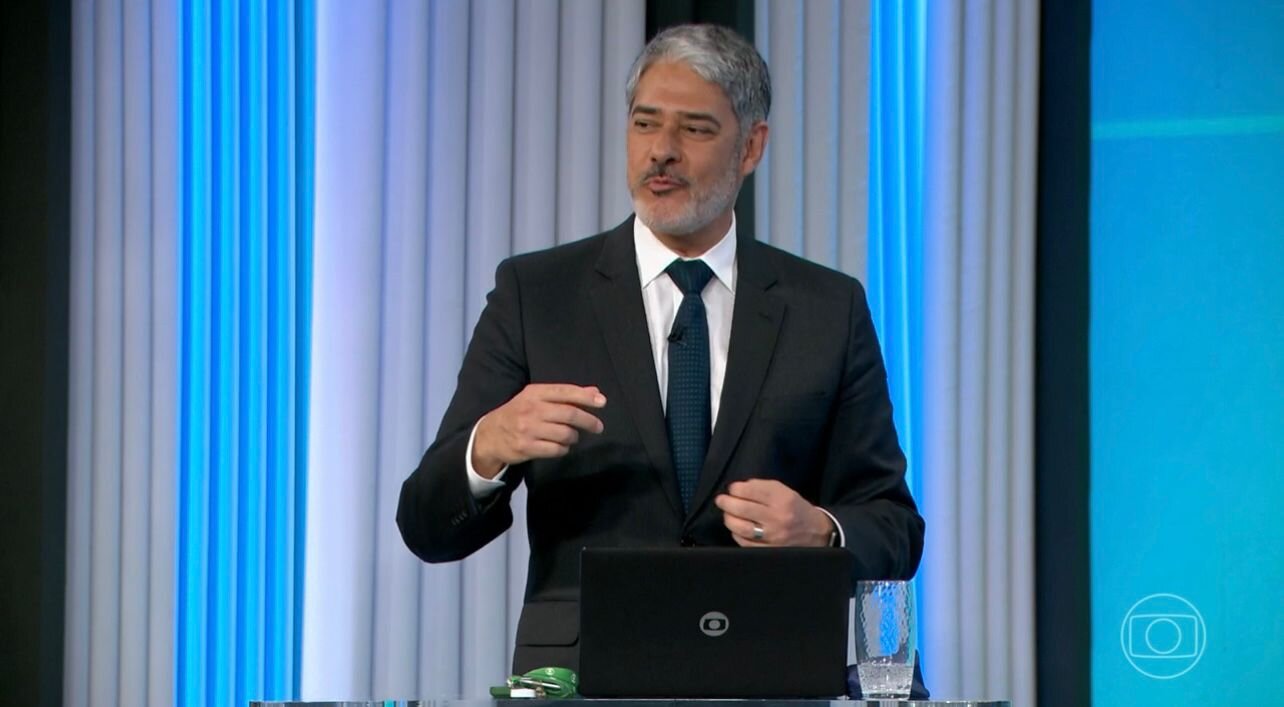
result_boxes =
[532,383,607,408]
[721,511,765,542]
[544,402,605,434]
[715,493,767,521]
[728,478,788,503]
[530,422,581,447]
[521,439,572,460]
[730,532,769,548]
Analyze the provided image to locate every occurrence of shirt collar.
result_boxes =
[633,215,738,293]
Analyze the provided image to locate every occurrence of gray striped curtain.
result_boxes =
[65,2,180,704]
[755,0,871,279]
[301,0,644,699]
[918,2,1039,704]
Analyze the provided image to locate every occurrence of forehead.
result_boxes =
[631,61,735,116]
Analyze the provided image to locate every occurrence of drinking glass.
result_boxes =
[854,580,916,699]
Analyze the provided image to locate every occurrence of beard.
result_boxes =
[630,150,743,236]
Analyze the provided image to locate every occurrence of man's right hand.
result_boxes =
[471,384,607,478]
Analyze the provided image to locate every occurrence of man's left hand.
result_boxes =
[714,479,835,547]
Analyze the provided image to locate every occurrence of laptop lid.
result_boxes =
[578,546,852,698]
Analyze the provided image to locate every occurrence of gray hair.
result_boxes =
[625,24,771,134]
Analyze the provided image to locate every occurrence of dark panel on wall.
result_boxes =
[644,0,757,240]
[0,0,71,705]
[646,0,754,40]
[1035,1,1092,706]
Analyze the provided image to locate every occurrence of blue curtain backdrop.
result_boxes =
[867,0,928,685]
[178,1,314,706]
[869,0,925,503]
[867,3,926,685]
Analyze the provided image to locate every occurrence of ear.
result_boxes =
[738,121,770,177]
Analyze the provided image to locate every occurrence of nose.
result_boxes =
[648,126,680,165]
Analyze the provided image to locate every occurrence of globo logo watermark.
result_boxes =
[1120,593,1207,679]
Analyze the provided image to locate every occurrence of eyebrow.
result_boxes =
[631,105,723,129]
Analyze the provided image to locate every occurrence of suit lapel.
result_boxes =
[687,237,784,519]
[589,220,685,518]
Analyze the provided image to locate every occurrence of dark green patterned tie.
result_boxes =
[664,259,715,512]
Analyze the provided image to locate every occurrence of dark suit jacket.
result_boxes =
[396,217,924,673]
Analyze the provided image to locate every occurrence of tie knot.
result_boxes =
[665,259,715,295]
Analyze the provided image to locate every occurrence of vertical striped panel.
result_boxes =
[120,1,155,704]
[802,0,840,267]
[67,0,191,704]
[838,1,872,280]
[1009,5,1040,706]
[178,0,214,703]
[984,1,1015,695]
[600,1,646,228]
[304,0,387,697]
[508,1,560,658]
[303,0,644,698]
[237,2,267,704]
[66,1,95,703]
[68,1,182,703]
[873,0,1038,703]
[418,0,470,693]
[70,1,307,704]
[89,3,125,706]
[66,0,96,702]
[178,1,311,705]
[207,4,240,706]
[956,1,993,697]
[754,0,870,275]
[868,0,927,684]
[462,0,517,693]
[292,2,315,693]
[371,0,432,697]
[150,0,182,703]
[264,1,301,697]
[556,0,605,242]
[868,0,925,495]
[761,1,804,252]
[920,0,963,695]
[512,0,560,255]
[753,0,772,247]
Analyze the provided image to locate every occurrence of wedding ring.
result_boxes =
[751,524,765,541]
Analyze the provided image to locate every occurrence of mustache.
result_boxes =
[638,166,689,187]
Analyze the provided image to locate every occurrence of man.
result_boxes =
[396,24,924,674]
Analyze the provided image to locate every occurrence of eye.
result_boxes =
[633,118,657,130]
[683,125,715,136]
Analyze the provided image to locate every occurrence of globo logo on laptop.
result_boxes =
[699,611,730,636]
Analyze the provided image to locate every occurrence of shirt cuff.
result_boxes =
[817,507,846,548]
[465,418,508,498]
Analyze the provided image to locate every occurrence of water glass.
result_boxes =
[854,580,916,699]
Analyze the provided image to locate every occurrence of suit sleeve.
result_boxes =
[396,258,530,563]
[819,282,925,581]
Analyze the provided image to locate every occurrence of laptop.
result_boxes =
[578,546,852,698]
